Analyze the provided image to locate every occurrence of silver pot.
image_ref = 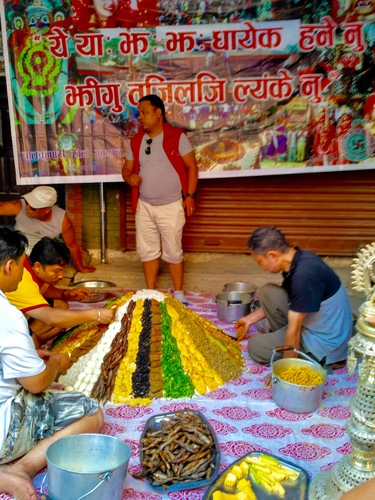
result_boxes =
[271,347,327,413]
[215,291,253,323]
[223,282,255,297]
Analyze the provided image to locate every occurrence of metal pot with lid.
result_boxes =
[215,291,253,323]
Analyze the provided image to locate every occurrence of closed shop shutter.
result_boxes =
[122,169,375,256]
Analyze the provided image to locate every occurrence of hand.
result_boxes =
[234,317,251,340]
[96,307,115,324]
[49,352,71,375]
[129,173,142,186]
[183,197,195,217]
[64,287,93,302]
[37,349,52,361]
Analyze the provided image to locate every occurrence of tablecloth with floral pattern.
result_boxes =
[1,291,356,499]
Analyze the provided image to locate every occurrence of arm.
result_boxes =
[181,150,198,217]
[27,305,115,329]
[122,158,142,186]
[0,199,22,217]
[282,310,307,358]
[42,284,92,302]
[61,214,95,273]
[18,351,70,393]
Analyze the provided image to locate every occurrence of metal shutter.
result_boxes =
[122,169,375,256]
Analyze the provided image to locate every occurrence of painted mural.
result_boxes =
[1,0,375,183]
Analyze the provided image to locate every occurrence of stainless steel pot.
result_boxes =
[223,282,256,297]
[215,291,253,323]
[271,346,327,413]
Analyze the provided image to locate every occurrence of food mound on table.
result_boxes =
[53,290,243,405]
[201,138,246,165]
[135,410,217,489]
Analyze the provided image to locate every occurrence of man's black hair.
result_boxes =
[0,226,28,266]
[139,94,167,122]
[29,237,71,267]
[247,226,290,254]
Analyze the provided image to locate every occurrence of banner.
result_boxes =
[1,0,375,184]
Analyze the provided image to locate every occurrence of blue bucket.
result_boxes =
[46,434,131,500]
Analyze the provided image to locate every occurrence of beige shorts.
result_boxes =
[136,198,185,264]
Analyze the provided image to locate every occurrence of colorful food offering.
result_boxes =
[135,410,220,491]
[204,452,308,499]
[53,290,243,405]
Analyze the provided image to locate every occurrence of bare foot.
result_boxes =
[0,466,37,500]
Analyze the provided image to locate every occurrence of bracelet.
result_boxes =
[185,192,196,199]
[97,309,101,322]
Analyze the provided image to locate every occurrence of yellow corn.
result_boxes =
[223,472,237,488]
[231,465,243,479]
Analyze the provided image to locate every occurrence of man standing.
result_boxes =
[122,94,198,304]
[0,226,103,500]
[5,237,114,345]
[236,226,353,368]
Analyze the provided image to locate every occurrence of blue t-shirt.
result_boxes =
[282,248,340,313]
[282,248,352,363]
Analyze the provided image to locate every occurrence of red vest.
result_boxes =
[130,123,189,212]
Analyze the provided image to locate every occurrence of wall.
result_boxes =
[68,183,123,251]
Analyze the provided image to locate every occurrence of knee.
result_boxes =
[92,407,104,432]
[257,283,280,304]
[248,336,270,365]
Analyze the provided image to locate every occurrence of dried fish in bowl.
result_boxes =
[134,409,220,491]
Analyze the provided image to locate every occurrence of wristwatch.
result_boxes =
[185,192,196,199]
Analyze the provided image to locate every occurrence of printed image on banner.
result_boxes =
[1,0,375,183]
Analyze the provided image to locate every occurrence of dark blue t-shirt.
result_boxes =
[282,248,341,313]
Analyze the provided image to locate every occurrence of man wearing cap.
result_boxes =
[0,186,95,274]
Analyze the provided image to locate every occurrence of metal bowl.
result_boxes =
[72,280,117,288]
[71,280,117,303]
[223,282,256,296]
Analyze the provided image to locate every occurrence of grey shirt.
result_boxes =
[127,132,193,206]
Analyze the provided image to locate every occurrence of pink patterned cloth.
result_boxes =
[3,291,355,499]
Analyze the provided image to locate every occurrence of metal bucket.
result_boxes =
[271,347,327,413]
[46,434,131,500]
[215,291,253,322]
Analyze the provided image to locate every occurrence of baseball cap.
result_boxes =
[23,186,57,209]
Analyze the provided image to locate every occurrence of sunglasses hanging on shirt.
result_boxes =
[145,138,152,155]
